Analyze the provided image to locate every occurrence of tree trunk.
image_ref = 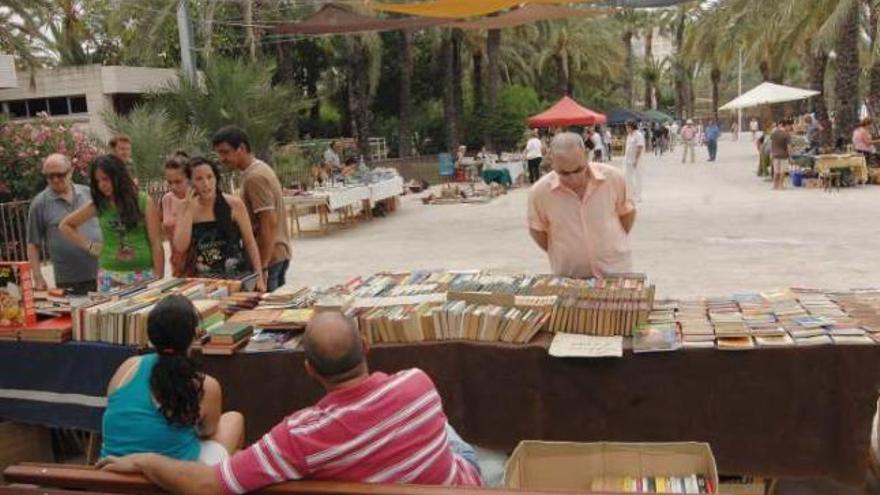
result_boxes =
[201,0,218,59]
[710,67,720,122]
[623,30,634,108]
[807,45,832,148]
[348,38,372,159]
[442,31,459,153]
[452,28,464,148]
[399,29,414,158]
[834,1,861,146]
[673,10,685,117]
[556,53,569,97]
[472,50,484,114]
[486,29,501,113]
[242,0,256,61]
[643,28,653,109]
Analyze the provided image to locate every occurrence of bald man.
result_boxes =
[100,312,483,494]
[27,154,101,293]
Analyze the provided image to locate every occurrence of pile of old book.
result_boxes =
[202,322,254,355]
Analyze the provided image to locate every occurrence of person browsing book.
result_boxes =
[527,132,636,279]
[59,154,163,292]
[27,154,101,294]
[161,153,190,277]
[171,157,265,292]
[100,295,244,465]
[99,311,483,494]
[212,126,291,292]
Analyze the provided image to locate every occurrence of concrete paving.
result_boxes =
[289,136,880,298]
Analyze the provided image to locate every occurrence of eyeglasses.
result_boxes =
[43,170,70,180]
[556,166,585,177]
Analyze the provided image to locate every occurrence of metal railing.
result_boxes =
[0,200,32,262]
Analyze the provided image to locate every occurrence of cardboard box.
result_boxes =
[504,441,718,493]
[0,262,35,327]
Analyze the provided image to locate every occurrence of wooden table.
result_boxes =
[814,154,869,184]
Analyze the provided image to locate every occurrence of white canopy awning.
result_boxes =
[720,82,820,111]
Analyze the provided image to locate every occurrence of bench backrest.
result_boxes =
[2,463,616,495]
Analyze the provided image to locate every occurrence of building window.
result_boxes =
[2,95,88,119]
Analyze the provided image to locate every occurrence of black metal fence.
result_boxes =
[0,201,33,262]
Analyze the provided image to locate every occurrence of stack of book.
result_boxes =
[356,302,548,344]
[72,278,239,346]
[632,323,681,353]
[203,322,254,355]
[19,315,73,343]
[588,474,714,493]
[676,300,715,348]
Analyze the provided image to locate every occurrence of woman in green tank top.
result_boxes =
[100,295,244,463]
[60,155,164,291]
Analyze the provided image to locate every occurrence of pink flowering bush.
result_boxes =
[0,115,101,200]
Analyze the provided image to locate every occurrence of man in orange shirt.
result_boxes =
[527,132,636,279]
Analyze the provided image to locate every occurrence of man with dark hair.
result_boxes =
[212,126,291,291]
[99,311,483,494]
[109,135,132,164]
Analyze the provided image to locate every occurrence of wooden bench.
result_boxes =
[1,463,619,495]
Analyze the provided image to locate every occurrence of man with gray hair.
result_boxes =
[527,132,636,279]
[27,154,100,293]
[100,311,483,493]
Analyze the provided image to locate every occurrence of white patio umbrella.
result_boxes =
[720,82,820,111]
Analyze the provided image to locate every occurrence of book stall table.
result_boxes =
[200,336,880,487]
[1,335,879,486]
[813,154,869,184]
[284,185,370,236]
[485,160,525,186]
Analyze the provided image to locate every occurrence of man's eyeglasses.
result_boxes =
[556,166,585,177]
[43,170,70,180]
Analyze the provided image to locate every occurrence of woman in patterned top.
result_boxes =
[172,157,265,292]
[60,154,164,291]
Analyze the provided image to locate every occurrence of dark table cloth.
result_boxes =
[202,336,880,486]
[1,338,878,485]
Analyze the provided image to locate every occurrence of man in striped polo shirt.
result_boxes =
[99,312,483,494]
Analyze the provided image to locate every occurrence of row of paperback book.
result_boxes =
[588,474,714,493]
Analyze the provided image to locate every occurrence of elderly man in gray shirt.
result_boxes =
[27,154,101,294]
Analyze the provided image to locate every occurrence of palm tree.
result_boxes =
[615,9,641,108]
[399,29,414,157]
[684,3,739,121]
[832,1,860,144]
[641,19,655,109]
[0,0,52,69]
[487,29,501,113]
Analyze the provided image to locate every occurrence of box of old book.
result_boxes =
[0,262,36,327]
[504,441,718,494]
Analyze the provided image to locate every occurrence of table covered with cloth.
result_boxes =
[814,154,869,184]
[1,338,879,485]
[202,335,880,485]
[481,168,513,187]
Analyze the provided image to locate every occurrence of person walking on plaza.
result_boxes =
[705,120,721,162]
[212,126,291,291]
[99,311,483,492]
[770,119,793,190]
[604,127,613,158]
[750,118,759,142]
[60,155,164,291]
[524,129,544,184]
[730,121,739,141]
[27,154,101,294]
[527,132,636,279]
[623,121,646,201]
[680,119,697,164]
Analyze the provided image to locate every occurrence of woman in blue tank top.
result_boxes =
[100,295,244,464]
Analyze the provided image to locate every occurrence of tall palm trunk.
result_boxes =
[834,1,861,145]
[452,28,464,145]
[201,0,218,59]
[556,53,570,97]
[242,0,256,61]
[348,38,372,159]
[442,31,459,153]
[710,66,720,122]
[868,0,880,124]
[472,51,484,114]
[486,29,501,112]
[399,29,414,158]
[807,46,832,148]
[643,28,653,109]
[623,30,634,108]
[673,10,686,117]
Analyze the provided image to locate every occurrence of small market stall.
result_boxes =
[527,96,607,128]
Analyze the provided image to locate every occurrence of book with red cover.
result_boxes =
[0,262,36,327]
[20,315,73,343]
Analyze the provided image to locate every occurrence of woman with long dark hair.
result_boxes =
[60,154,164,291]
[100,295,243,463]
[172,157,265,291]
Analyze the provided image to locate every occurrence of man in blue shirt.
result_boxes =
[705,121,721,162]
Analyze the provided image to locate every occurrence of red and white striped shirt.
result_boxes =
[214,369,482,494]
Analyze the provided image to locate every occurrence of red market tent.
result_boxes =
[527,96,607,127]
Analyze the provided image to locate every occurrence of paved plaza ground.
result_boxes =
[290,136,880,297]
